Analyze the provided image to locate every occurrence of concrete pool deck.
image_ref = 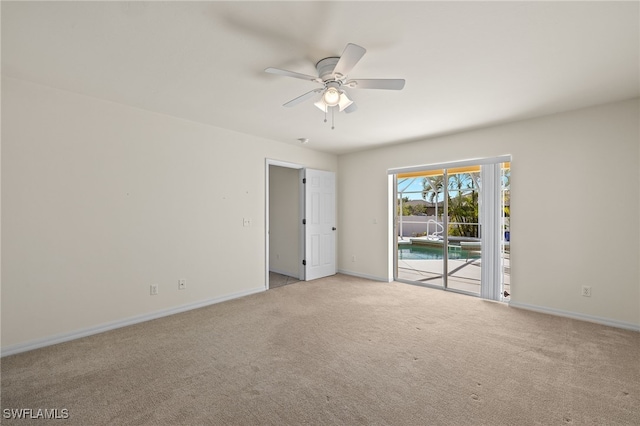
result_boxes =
[397,255,510,296]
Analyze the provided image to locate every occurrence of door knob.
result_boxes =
[332,227,337,231]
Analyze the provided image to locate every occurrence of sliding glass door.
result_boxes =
[445,168,481,295]
[396,169,446,286]
[392,157,510,301]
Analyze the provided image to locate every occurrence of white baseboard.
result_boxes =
[508,301,640,332]
[338,269,392,283]
[1,286,266,357]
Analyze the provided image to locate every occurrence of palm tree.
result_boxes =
[421,175,445,218]
[421,175,447,238]
[447,173,479,238]
[422,172,481,238]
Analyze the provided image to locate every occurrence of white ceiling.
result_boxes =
[3,1,638,154]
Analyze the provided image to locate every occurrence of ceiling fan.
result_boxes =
[265,43,405,125]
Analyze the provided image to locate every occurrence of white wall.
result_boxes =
[338,99,640,329]
[268,165,300,278]
[1,77,337,350]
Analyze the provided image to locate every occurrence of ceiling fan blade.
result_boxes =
[265,67,321,83]
[283,89,323,107]
[347,79,406,90]
[344,102,358,114]
[332,43,366,77]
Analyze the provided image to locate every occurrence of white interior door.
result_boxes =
[304,168,336,281]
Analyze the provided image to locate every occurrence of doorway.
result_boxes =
[265,160,337,289]
[266,161,304,289]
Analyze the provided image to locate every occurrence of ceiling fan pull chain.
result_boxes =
[331,106,335,130]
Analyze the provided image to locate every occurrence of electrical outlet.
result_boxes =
[178,279,186,290]
[352,255,356,262]
[581,286,591,297]
[243,218,251,227]
[150,284,159,296]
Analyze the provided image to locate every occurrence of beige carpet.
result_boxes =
[2,274,639,425]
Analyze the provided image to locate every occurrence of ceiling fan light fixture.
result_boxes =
[337,92,353,112]
[322,87,340,106]
[314,99,328,113]
[315,88,353,113]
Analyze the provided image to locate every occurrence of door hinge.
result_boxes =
[302,219,306,225]
[302,260,306,266]
[302,178,306,184]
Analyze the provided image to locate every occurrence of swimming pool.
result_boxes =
[398,244,480,260]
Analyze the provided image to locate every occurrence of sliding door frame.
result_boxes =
[389,155,511,300]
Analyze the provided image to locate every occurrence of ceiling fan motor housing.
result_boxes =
[316,57,341,81]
